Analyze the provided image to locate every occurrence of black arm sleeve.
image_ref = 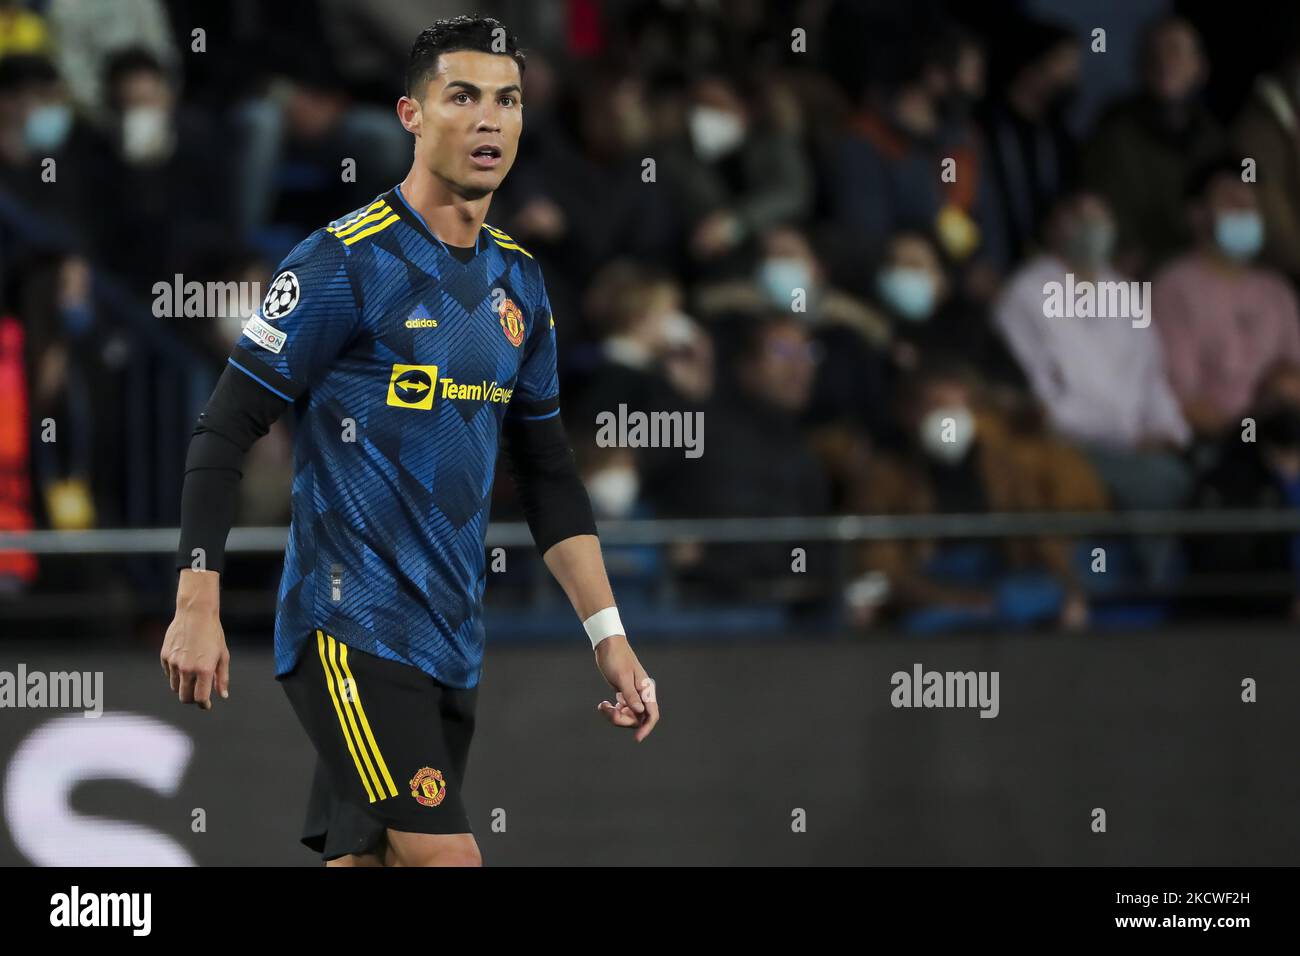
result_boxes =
[500,412,598,556]
[175,365,290,574]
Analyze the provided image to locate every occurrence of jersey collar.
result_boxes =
[386,184,483,259]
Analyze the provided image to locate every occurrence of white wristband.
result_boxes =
[582,606,624,649]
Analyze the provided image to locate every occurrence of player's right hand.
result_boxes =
[161,575,230,711]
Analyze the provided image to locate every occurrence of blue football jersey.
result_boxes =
[229,185,560,688]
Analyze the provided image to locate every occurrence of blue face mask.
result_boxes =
[878,266,937,321]
[24,103,73,152]
[1214,211,1264,262]
[758,257,813,310]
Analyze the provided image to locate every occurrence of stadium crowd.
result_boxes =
[2,0,1300,632]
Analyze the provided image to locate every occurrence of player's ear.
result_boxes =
[397,95,422,136]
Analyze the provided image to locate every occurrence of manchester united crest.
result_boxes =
[498,297,525,347]
[409,766,447,807]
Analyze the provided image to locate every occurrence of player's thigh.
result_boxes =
[384,829,481,867]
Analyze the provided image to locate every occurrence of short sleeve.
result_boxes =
[507,276,560,420]
[228,229,359,401]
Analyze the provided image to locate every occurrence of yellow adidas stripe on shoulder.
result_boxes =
[482,223,534,258]
[331,205,396,242]
[340,212,400,246]
[328,198,388,236]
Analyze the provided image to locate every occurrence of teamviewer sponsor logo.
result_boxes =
[0,664,103,717]
[387,364,439,410]
[49,886,151,936]
[890,664,1000,718]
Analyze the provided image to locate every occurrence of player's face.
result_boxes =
[412,51,522,199]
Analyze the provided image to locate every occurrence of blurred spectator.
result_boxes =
[930,25,1014,290]
[232,62,409,240]
[692,224,896,439]
[994,191,1193,512]
[667,314,832,603]
[573,261,701,419]
[1083,14,1225,276]
[92,47,231,286]
[8,254,104,530]
[653,70,813,273]
[494,64,676,326]
[848,360,1103,633]
[1186,362,1300,618]
[0,54,104,236]
[571,261,713,510]
[1234,33,1300,281]
[873,230,1026,400]
[822,30,1005,284]
[0,0,49,60]
[0,304,36,592]
[1152,157,1300,441]
[980,18,1081,263]
[695,224,888,340]
[46,0,177,118]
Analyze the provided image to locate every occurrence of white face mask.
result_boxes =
[121,105,172,163]
[918,406,975,463]
[688,105,744,161]
[657,309,698,348]
[586,467,639,518]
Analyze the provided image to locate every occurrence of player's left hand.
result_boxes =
[594,635,658,742]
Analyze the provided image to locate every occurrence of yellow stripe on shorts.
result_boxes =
[316,631,381,802]
[338,643,398,798]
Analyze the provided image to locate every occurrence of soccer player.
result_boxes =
[159,16,658,867]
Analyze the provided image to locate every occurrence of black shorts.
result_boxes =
[279,630,478,861]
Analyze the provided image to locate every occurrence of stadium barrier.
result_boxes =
[2,509,1300,554]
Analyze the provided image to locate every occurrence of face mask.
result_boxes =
[121,105,172,163]
[758,257,813,310]
[587,467,639,519]
[688,105,744,161]
[918,406,975,463]
[1214,211,1264,262]
[1066,219,1116,268]
[878,267,937,322]
[24,103,72,151]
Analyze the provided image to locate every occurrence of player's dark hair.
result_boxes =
[405,16,525,99]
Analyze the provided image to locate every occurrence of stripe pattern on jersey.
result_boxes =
[328,198,400,246]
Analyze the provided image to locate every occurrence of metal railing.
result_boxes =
[2,509,1299,554]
